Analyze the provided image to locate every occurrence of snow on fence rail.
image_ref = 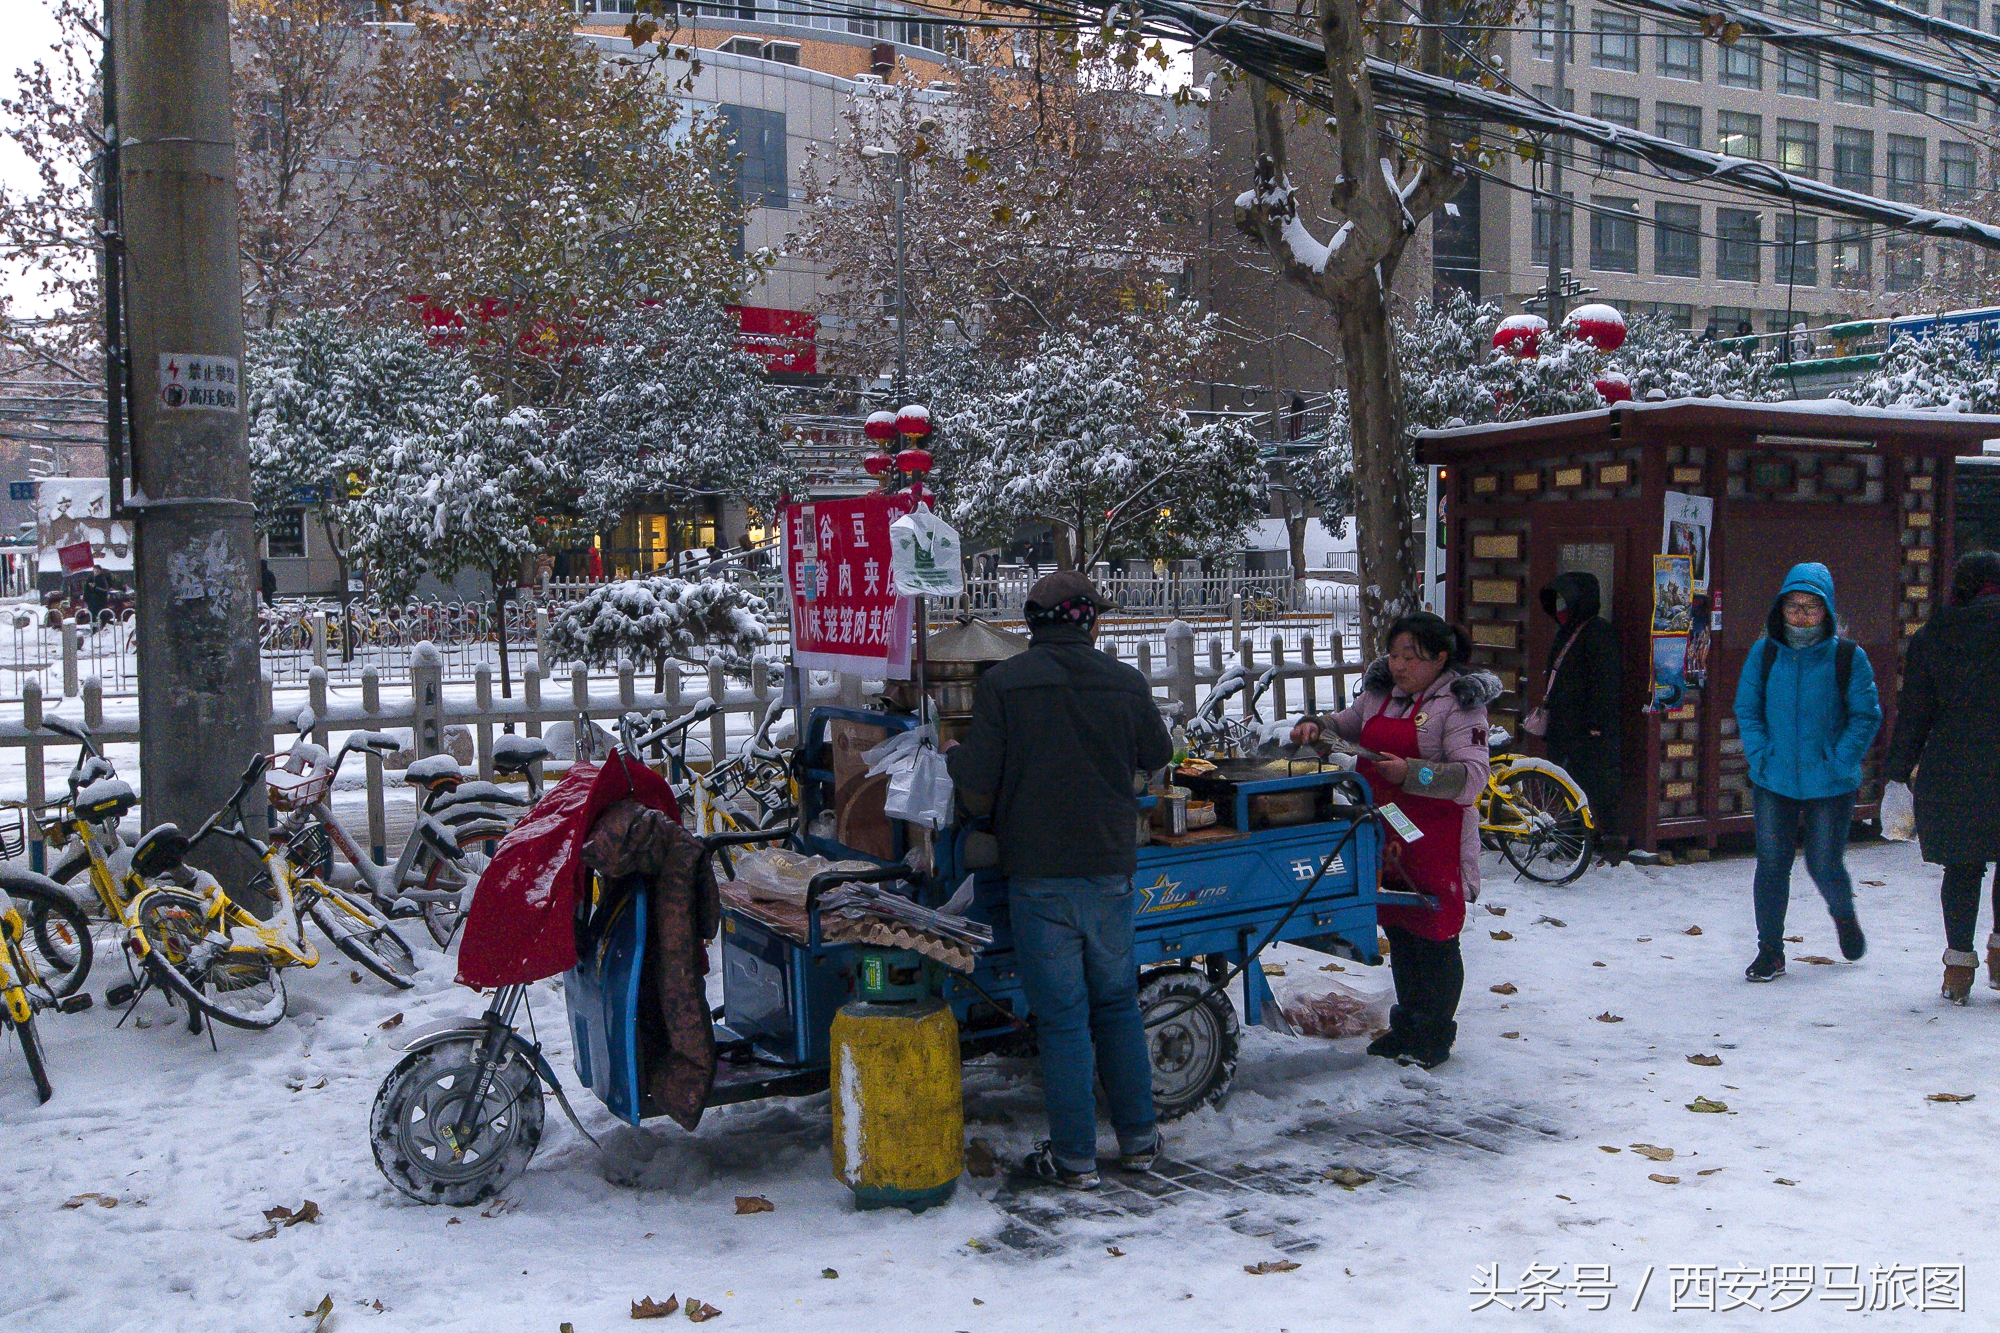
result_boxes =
[0,621,1369,865]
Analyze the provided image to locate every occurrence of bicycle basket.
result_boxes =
[265,759,332,812]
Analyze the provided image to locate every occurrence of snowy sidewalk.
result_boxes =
[1,838,1990,1330]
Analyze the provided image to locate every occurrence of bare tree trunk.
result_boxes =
[1333,277,1420,645]
[1284,509,1309,586]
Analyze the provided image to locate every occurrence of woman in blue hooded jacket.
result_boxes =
[1732,562,1882,982]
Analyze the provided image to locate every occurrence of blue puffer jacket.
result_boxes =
[1732,562,1882,800]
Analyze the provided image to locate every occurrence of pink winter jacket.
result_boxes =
[1314,660,1500,901]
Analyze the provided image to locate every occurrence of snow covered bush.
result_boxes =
[1839,324,2000,414]
[547,576,772,673]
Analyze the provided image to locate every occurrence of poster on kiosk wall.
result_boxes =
[783,492,918,677]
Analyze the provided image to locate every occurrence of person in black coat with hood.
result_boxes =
[1882,549,2000,1004]
[1536,572,1623,849]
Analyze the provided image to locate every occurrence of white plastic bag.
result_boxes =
[1881,780,1916,842]
[883,743,956,830]
[888,507,964,596]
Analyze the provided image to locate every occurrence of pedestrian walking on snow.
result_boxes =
[1732,562,1881,982]
[1881,549,2000,1004]
[1534,571,1623,853]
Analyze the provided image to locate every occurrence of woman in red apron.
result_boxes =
[1290,613,1500,1069]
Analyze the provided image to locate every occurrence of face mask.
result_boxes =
[1784,622,1826,649]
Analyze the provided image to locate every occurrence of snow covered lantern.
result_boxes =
[1493,313,1546,358]
[863,410,899,477]
[1566,303,1628,352]
[1594,370,1634,404]
[896,403,934,474]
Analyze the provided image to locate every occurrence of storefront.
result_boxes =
[1417,399,2000,853]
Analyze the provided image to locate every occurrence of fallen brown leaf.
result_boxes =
[685,1298,722,1322]
[1319,961,1345,972]
[1321,1166,1376,1188]
[1594,1011,1624,1023]
[243,1227,277,1242]
[1698,1168,1724,1176]
[1636,937,1652,942]
[1490,982,1518,995]
[1536,916,1567,928]
[1649,1173,1680,1185]
[1592,961,1607,968]
[446,1216,461,1225]
[1774,1177,1798,1186]
[1687,1097,1730,1113]
[1686,1053,1723,1066]
[1490,930,1514,941]
[733,1196,774,1215]
[1485,905,1507,916]
[821,1269,838,1279]
[262,1204,294,1223]
[1927,1092,1976,1103]
[349,970,363,984]
[1860,879,1885,887]
[1795,955,1838,965]
[312,1077,327,1090]
[1683,925,1703,936]
[1107,1246,1125,1257]
[1244,1260,1302,1275]
[1598,1146,1621,1154]
[1784,935,1804,943]
[1630,1144,1674,1162]
[378,1012,404,1030]
[965,1138,998,1178]
[1555,1194,1572,1201]
[631,1294,680,1319]
[480,1198,517,1219]
[307,1294,333,1333]
[1500,1031,1521,1039]
[1262,964,1286,976]
[62,1193,116,1210]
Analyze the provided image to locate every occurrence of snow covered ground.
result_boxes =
[2,837,1991,1331]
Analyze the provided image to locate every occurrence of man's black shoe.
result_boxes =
[1835,915,1867,961]
[1745,945,1787,982]
[1017,1142,1099,1190]
[1367,1027,1413,1061]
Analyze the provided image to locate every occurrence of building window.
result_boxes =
[1532,85,1577,111]
[1833,61,1875,103]
[1777,49,1820,97]
[1656,21,1703,78]
[1777,119,1819,177]
[1776,214,1819,286]
[1655,201,1702,276]
[1886,134,1925,202]
[763,41,802,64]
[1533,0,1576,59]
[1592,10,1641,69]
[1886,238,1924,291]
[1942,0,1977,21]
[1632,301,1695,329]
[1718,110,1762,161]
[1833,226,1872,288]
[1832,128,1873,192]
[1888,76,1928,112]
[1720,35,1762,88]
[1592,94,1640,170]
[1590,196,1640,272]
[1710,305,1755,336]
[268,509,307,559]
[1941,84,1977,121]
[1718,208,1762,282]
[1656,102,1702,148]
[717,104,789,210]
[1533,195,1574,269]
[1940,140,1977,201]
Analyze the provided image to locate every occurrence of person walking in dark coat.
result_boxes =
[1733,562,1882,982]
[946,571,1173,1189]
[1536,572,1622,850]
[1882,549,2000,1003]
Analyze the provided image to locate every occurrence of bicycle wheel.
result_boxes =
[415,834,492,951]
[133,891,288,1031]
[308,885,418,990]
[14,884,92,1001]
[370,1033,545,1207]
[9,1006,52,1104]
[1493,769,1595,886]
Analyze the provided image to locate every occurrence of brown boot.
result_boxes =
[1987,933,2000,991]
[1944,950,1979,1005]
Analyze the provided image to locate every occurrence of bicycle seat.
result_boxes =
[403,754,464,792]
[432,781,529,812]
[75,777,137,823]
[343,731,403,756]
[491,735,551,774]
[131,823,191,877]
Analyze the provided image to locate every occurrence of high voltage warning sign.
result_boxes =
[157,353,240,413]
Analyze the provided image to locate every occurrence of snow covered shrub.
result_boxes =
[548,576,772,673]
[1840,324,2000,414]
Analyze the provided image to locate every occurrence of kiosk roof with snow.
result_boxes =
[1415,397,2000,853]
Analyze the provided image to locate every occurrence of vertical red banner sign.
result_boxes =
[783,492,916,675]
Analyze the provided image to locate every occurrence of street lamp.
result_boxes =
[859,144,910,395]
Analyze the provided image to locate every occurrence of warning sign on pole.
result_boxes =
[157,353,240,413]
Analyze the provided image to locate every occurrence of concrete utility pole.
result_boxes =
[1544,0,1569,331]
[116,0,265,865]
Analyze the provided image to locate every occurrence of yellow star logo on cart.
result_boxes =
[1136,872,1182,914]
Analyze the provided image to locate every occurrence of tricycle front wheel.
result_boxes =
[1138,968,1239,1120]
[371,1035,546,1206]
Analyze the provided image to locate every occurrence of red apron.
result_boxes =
[1358,688,1467,942]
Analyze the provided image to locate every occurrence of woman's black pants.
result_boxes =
[1941,863,2000,952]
[1384,924,1465,1044]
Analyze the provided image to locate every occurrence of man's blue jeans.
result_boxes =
[1008,875,1157,1172]
[1752,786,1858,948]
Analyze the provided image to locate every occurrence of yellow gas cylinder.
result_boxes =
[829,951,963,1212]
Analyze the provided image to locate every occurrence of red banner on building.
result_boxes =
[783,492,915,675]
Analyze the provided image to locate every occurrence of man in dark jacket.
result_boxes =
[1537,572,1622,850]
[946,571,1173,1190]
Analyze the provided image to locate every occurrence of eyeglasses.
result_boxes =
[1781,599,1825,616]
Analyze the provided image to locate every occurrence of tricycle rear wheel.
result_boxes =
[1137,968,1239,1120]
[371,1035,546,1206]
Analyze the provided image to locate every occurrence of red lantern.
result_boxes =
[1566,302,1628,352]
[895,403,932,437]
[896,448,933,474]
[862,454,895,476]
[864,410,898,442]
[1493,314,1546,358]
[1594,371,1633,404]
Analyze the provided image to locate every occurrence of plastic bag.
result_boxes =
[1881,780,1916,842]
[1272,966,1393,1040]
[884,743,956,830]
[888,507,964,596]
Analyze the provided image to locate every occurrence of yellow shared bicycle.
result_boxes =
[1478,730,1597,886]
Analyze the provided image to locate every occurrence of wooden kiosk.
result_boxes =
[1416,399,2000,853]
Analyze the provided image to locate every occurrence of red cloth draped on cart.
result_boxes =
[455,755,679,988]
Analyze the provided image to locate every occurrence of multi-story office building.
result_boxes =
[1472,1,1994,333]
